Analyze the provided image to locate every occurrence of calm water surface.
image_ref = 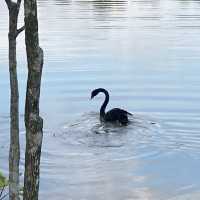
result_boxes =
[1,0,200,199]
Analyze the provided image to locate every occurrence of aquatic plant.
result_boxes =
[0,171,8,200]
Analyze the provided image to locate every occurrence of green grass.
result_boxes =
[0,172,8,188]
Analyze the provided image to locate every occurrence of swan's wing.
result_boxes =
[109,108,132,116]
[105,108,131,122]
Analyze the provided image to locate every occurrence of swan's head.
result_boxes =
[91,89,99,99]
[91,88,109,99]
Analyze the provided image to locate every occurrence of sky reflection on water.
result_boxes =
[0,0,200,199]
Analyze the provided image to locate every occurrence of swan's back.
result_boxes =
[104,108,132,125]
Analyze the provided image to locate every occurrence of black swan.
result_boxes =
[91,88,132,125]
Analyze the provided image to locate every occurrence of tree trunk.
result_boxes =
[23,0,44,199]
[5,1,24,200]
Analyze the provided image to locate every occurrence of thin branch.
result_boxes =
[16,25,25,37]
[0,192,8,200]
[0,186,5,198]
[5,0,19,12]
[5,0,12,9]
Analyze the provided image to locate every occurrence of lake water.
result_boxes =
[1,0,200,199]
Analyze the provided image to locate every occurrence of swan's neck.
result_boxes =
[100,90,109,119]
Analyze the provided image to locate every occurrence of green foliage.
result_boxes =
[0,172,8,188]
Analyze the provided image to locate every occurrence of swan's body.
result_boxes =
[91,88,132,125]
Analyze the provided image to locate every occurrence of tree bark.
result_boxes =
[5,1,23,200]
[23,0,44,199]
